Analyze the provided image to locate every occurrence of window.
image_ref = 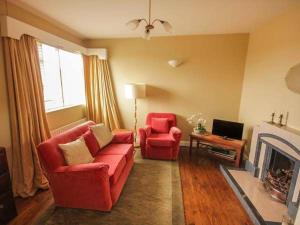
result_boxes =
[38,43,85,111]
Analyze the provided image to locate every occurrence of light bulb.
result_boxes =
[144,29,151,40]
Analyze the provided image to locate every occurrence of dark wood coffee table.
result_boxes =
[189,132,246,167]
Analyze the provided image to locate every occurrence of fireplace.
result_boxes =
[258,136,300,212]
[221,122,300,224]
[263,149,295,203]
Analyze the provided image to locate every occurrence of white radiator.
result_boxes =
[51,118,88,136]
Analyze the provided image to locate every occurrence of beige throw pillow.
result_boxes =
[90,123,113,148]
[59,137,94,166]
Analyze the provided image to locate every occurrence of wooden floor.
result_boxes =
[8,189,53,225]
[8,147,253,225]
[179,147,253,225]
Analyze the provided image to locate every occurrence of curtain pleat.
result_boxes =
[83,55,121,130]
[3,35,50,197]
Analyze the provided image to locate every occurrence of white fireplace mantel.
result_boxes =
[249,122,300,164]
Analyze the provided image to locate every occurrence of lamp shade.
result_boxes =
[126,19,141,30]
[160,20,172,33]
[124,83,146,99]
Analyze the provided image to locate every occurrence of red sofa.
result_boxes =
[37,121,134,211]
[139,113,182,160]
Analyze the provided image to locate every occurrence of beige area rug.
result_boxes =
[35,150,185,225]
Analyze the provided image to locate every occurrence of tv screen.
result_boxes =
[212,119,244,140]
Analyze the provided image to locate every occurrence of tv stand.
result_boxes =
[189,132,246,167]
[222,136,233,141]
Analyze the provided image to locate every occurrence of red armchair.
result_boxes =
[139,113,182,160]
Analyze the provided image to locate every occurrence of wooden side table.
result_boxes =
[189,132,246,167]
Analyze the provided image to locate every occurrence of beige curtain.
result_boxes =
[83,55,121,130]
[3,35,50,197]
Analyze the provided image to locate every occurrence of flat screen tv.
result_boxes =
[212,119,244,140]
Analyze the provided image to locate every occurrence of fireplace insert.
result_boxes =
[264,149,295,203]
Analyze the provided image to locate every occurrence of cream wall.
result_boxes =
[239,7,300,143]
[47,105,86,130]
[86,34,249,140]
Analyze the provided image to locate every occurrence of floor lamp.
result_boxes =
[124,83,146,145]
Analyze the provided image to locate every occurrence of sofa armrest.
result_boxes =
[169,127,182,160]
[169,127,182,143]
[53,162,109,174]
[139,126,152,141]
[145,125,152,136]
[139,128,145,141]
[139,125,151,157]
[144,125,152,136]
[49,162,113,211]
[111,131,134,144]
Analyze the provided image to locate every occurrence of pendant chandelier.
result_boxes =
[126,0,172,40]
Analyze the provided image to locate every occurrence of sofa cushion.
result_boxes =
[151,118,169,133]
[97,144,134,162]
[82,130,100,157]
[59,137,94,166]
[147,134,175,147]
[93,154,126,185]
[90,124,113,148]
[111,132,134,144]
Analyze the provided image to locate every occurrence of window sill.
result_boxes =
[46,104,85,114]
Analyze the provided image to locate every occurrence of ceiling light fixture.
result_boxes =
[126,0,172,40]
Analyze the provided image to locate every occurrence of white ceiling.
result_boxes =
[8,0,300,39]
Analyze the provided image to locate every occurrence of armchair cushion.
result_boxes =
[93,154,126,185]
[147,134,175,147]
[151,118,170,133]
[59,137,94,166]
[82,130,100,157]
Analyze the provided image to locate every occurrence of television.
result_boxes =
[212,119,244,140]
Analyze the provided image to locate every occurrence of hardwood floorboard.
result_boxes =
[179,147,253,225]
[8,189,53,225]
